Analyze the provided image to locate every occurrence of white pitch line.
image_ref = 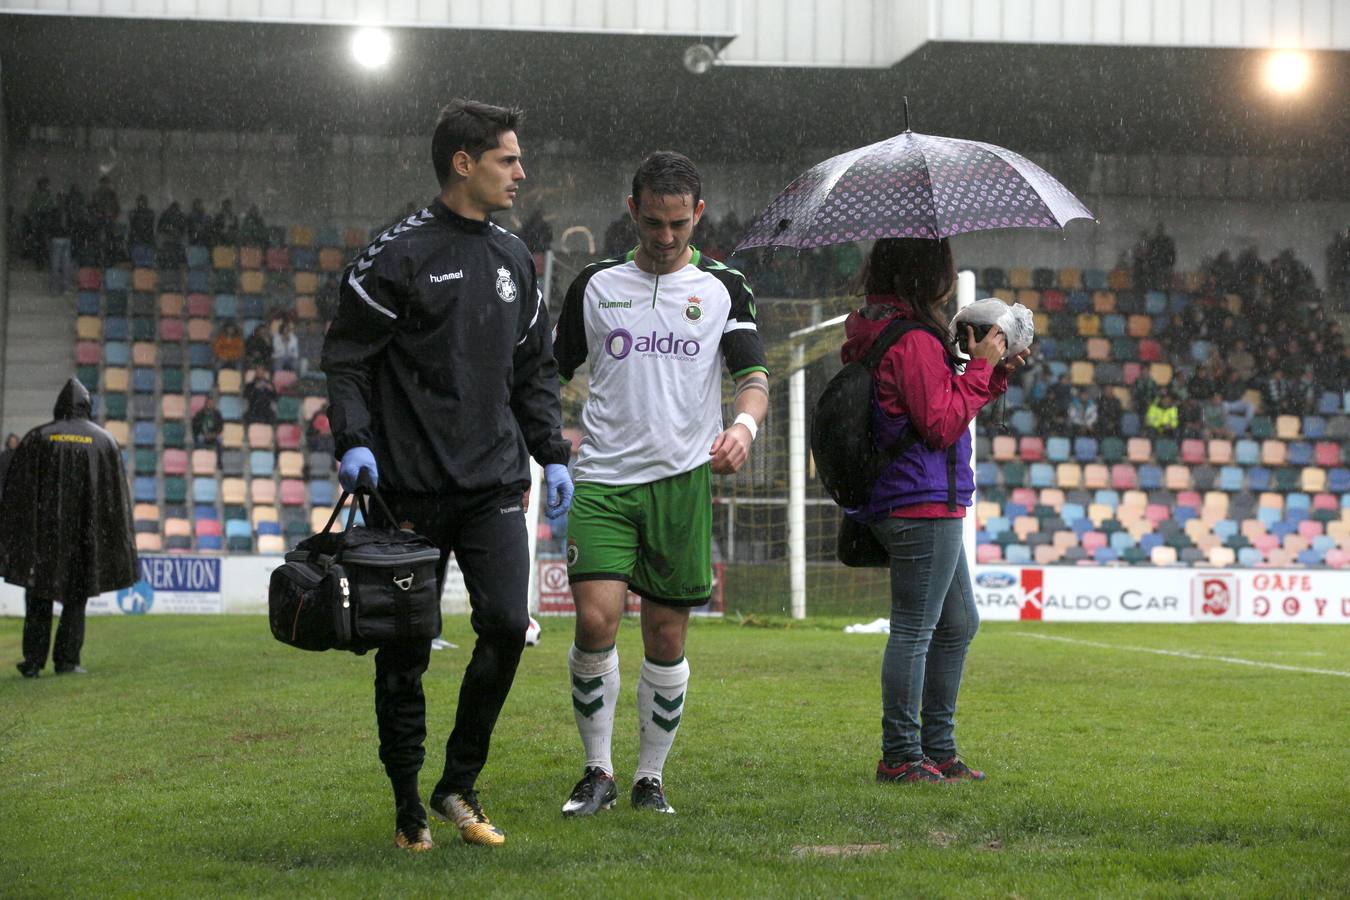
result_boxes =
[1013,632,1350,679]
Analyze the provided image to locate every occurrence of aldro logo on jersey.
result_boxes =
[495,266,517,302]
[605,328,701,362]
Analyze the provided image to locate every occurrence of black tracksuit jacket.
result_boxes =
[322,199,570,495]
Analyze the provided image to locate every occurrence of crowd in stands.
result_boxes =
[14,175,279,294]
[9,169,1347,565]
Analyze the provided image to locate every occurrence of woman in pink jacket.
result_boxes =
[839,238,1028,783]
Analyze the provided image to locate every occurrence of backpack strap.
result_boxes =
[860,313,960,510]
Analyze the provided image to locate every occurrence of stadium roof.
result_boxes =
[1,16,1347,170]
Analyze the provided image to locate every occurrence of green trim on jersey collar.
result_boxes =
[625,245,702,269]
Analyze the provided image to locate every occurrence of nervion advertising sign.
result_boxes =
[89,555,225,615]
[972,566,1350,623]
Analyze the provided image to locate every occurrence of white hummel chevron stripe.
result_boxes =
[356,257,374,272]
[516,288,543,347]
[348,271,396,319]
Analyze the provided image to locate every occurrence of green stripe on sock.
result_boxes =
[572,673,604,693]
[573,695,604,717]
[651,712,681,732]
[653,691,684,712]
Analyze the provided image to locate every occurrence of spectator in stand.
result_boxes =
[1294,368,1319,417]
[187,198,211,246]
[272,319,301,372]
[1221,368,1255,427]
[213,199,239,245]
[1233,247,1266,302]
[0,432,20,499]
[1169,370,1191,403]
[602,214,634,258]
[305,403,334,455]
[1178,396,1204,439]
[1159,312,1190,359]
[1261,367,1297,416]
[64,184,95,265]
[244,324,273,371]
[297,320,325,374]
[90,175,120,264]
[1145,392,1179,436]
[127,195,156,249]
[25,177,57,269]
[240,204,268,247]
[1033,374,1070,432]
[316,274,340,321]
[519,208,553,255]
[1131,368,1160,413]
[1202,392,1231,439]
[1149,223,1176,290]
[243,366,277,426]
[1096,389,1123,438]
[1229,339,1257,382]
[46,186,74,295]
[1311,340,1341,394]
[157,201,187,245]
[1067,387,1098,437]
[156,200,188,268]
[1328,228,1350,311]
[192,397,224,449]
[212,321,245,368]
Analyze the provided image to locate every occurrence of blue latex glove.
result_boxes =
[544,463,573,515]
[339,447,378,491]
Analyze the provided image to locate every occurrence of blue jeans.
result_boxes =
[870,517,979,763]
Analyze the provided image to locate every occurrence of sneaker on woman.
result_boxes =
[875,757,946,783]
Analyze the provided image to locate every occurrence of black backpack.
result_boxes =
[810,316,947,509]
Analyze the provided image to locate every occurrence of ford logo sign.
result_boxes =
[976,571,1016,588]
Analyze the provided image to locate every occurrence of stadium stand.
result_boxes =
[72,224,360,553]
[970,260,1349,568]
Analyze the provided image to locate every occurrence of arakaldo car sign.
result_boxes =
[971,566,1350,624]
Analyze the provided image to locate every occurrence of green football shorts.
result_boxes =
[566,465,713,607]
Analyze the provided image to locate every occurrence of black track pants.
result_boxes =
[370,488,530,799]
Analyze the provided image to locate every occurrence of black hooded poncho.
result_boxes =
[0,378,138,598]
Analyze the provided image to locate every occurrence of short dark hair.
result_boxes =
[431,99,524,187]
[631,151,701,207]
[861,238,958,351]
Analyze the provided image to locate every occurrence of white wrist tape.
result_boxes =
[733,412,759,441]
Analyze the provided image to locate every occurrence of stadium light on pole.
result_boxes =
[1263,50,1310,95]
[351,28,393,70]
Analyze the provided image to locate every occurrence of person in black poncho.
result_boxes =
[0,378,137,678]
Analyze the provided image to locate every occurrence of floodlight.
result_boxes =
[352,28,393,70]
[1264,50,1310,95]
[683,43,717,75]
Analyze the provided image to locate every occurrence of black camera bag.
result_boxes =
[268,484,442,653]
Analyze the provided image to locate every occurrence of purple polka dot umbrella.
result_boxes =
[734,116,1094,252]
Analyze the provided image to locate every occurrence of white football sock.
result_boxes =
[569,644,620,777]
[635,656,690,784]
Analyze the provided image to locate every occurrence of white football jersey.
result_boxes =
[554,248,768,485]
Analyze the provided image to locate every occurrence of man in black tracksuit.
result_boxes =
[322,100,573,852]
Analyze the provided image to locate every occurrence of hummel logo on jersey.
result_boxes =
[429,271,463,283]
[599,299,632,309]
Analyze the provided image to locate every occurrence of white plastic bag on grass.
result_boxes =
[950,298,1034,359]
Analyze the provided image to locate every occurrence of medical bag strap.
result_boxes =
[354,470,401,529]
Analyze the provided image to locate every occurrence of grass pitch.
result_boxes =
[1,615,1346,898]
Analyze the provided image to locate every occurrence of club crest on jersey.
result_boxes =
[683,295,703,324]
[495,266,517,303]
